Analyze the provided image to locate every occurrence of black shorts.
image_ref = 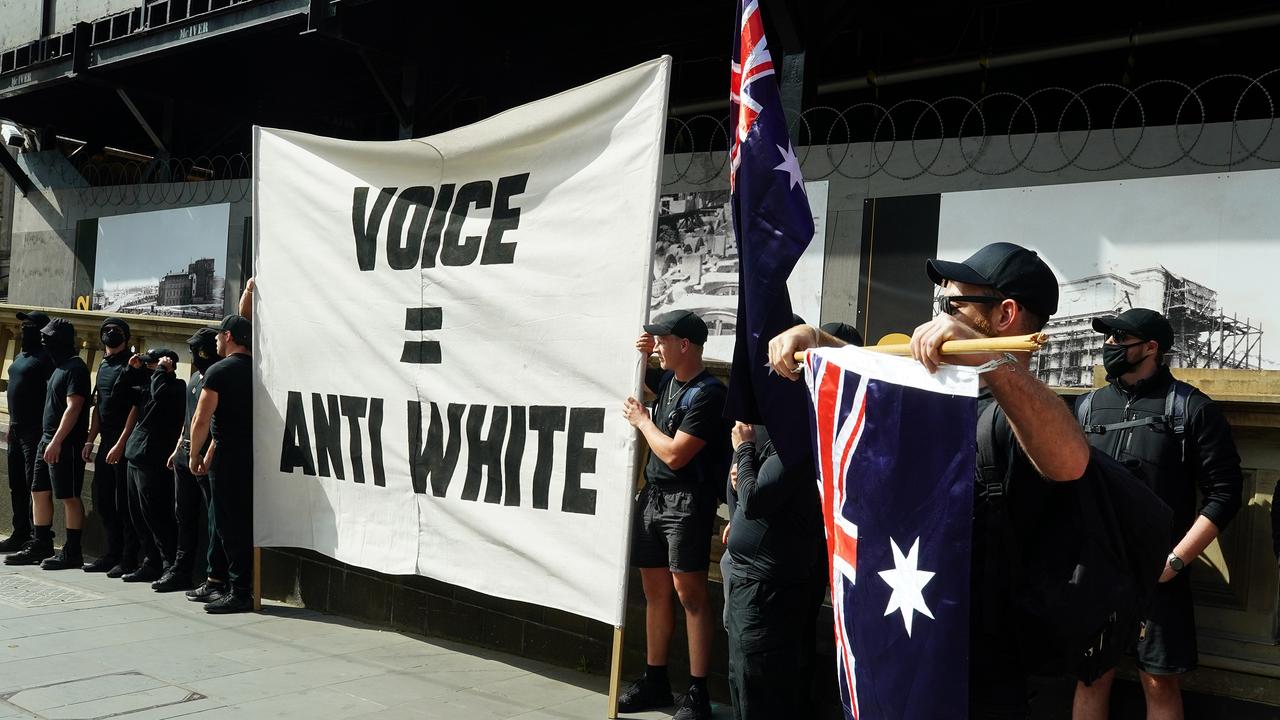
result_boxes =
[31,438,86,500]
[630,483,716,573]
[1135,574,1197,675]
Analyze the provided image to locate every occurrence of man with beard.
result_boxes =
[120,348,187,591]
[170,328,228,597]
[189,315,254,614]
[769,242,1091,720]
[81,318,144,577]
[1,311,53,553]
[6,319,91,569]
[1071,309,1242,720]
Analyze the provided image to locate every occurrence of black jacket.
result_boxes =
[1075,366,1243,539]
[727,427,825,584]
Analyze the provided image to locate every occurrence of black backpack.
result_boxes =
[655,371,733,498]
[976,402,1173,683]
[1076,380,1195,461]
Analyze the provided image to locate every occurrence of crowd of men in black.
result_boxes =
[2,282,256,615]
[618,242,1262,720]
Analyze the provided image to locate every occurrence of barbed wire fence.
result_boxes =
[60,69,1280,203]
[663,70,1280,185]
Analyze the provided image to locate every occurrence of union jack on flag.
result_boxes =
[804,346,979,719]
[724,0,815,467]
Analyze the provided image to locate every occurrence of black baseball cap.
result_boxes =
[219,314,252,345]
[187,327,219,347]
[821,321,864,347]
[142,347,180,365]
[644,310,709,346]
[40,318,76,342]
[926,242,1059,318]
[1091,308,1174,351]
[17,310,50,328]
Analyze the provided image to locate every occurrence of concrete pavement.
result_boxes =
[0,563,723,719]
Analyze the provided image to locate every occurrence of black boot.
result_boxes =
[4,526,53,566]
[41,548,84,570]
[0,530,32,553]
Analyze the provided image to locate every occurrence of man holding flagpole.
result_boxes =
[769,242,1092,719]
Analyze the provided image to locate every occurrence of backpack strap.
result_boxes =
[1166,379,1194,461]
[1077,389,1101,434]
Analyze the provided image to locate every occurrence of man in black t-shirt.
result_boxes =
[770,243,1091,719]
[619,310,730,720]
[120,349,187,587]
[1,311,54,552]
[81,317,143,576]
[168,328,228,596]
[189,315,254,614]
[7,319,92,569]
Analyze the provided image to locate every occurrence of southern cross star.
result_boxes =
[877,537,936,637]
[774,143,804,191]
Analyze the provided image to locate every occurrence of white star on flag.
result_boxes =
[877,537,936,637]
[774,143,804,191]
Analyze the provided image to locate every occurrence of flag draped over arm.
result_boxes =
[804,346,978,720]
[724,0,816,467]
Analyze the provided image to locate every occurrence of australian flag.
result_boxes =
[804,346,977,720]
[724,0,816,467]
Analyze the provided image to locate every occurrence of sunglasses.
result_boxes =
[935,294,1003,316]
[1107,330,1145,343]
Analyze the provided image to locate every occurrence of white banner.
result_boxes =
[251,58,671,625]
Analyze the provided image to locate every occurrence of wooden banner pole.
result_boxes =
[607,625,625,718]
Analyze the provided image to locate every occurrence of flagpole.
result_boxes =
[793,332,1049,361]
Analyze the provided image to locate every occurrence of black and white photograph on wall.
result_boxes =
[651,182,829,361]
[91,203,230,320]
[937,168,1280,386]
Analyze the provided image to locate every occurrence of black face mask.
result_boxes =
[190,346,217,373]
[20,326,42,353]
[42,334,74,362]
[101,328,125,349]
[1102,341,1150,377]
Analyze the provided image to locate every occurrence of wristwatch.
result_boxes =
[1167,552,1186,573]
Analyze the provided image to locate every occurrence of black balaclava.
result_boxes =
[42,323,76,363]
[20,325,42,353]
[189,340,218,374]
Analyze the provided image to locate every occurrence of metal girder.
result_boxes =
[116,88,168,155]
[0,148,35,196]
[88,0,311,69]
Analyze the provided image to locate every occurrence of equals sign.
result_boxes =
[401,307,442,364]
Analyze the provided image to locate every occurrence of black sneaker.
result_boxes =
[203,592,253,614]
[672,684,712,720]
[82,556,119,573]
[186,581,227,603]
[3,540,53,566]
[616,676,674,713]
[121,566,163,583]
[40,549,84,570]
[106,564,132,579]
[0,533,31,553]
[151,569,195,592]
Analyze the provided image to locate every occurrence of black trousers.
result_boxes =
[726,574,826,720]
[6,427,40,538]
[209,443,253,594]
[126,460,174,570]
[92,429,139,566]
[174,460,227,580]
